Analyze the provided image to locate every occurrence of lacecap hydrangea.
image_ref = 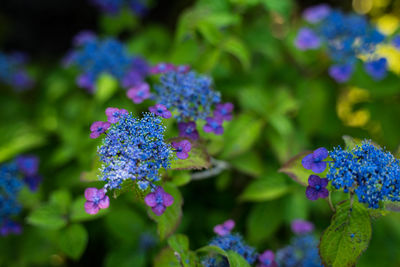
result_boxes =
[295,5,388,82]
[327,140,400,209]
[87,107,181,216]
[64,32,149,92]
[0,156,42,236]
[129,63,234,140]
[0,52,33,91]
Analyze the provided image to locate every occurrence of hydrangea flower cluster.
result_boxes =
[202,219,257,266]
[88,107,180,216]
[0,52,33,91]
[272,220,322,267]
[0,156,41,236]
[90,0,148,16]
[327,140,400,209]
[65,33,149,92]
[295,5,388,82]
[202,234,258,266]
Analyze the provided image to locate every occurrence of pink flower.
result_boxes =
[90,121,110,139]
[213,219,235,236]
[149,104,172,119]
[144,187,174,216]
[171,140,191,160]
[126,83,151,104]
[105,107,128,123]
[84,188,110,214]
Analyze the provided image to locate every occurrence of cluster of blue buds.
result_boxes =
[0,52,33,91]
[295,4,388,82]
[129,63,234,140]
[0,156,41,236]
[327,140,400,209]
[90,0,148,16]
[64,32,149,92]
[88,107,178,216]
[202,233,258,266]
[275,220,322,267]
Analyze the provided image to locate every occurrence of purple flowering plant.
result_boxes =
[280,136,400,266]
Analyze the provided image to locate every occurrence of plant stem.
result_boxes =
[328,192,336,212]
[191,158,230,180]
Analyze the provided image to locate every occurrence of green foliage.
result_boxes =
[170,139,211,170]
[240,173,290,202]
[168,234,197,267]
[58,224,88,260]
[95,73,119,103]
[26,203,67,230]
[320,201,372,267]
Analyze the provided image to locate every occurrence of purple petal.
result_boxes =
[98,196,110,209]
[85,188,100,201]
[162,110,172,119]
[223,219,235,231]
[320,178,328,188]
[152,204,166,216]
[162,192,174,207]
[105,107,118,117]
[259,250,275,263]
[291,219,314,235]
[180,140,191,152]
[313,147,328,160]
[308,175,321,187]
[318,188,329,199]
[144,193,157,207]
[85,201,100,214]
[203,125,213,133]
[176,152,189,160]
[306,186,318,201]
[214,126,224,135]
[90,132,100,139]
[214,225,229,236]
[311,161,327,173]
[301,154,314,170]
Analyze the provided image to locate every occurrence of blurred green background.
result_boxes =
[1,0,400,266]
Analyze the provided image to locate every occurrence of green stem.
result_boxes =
[328,192,336,213]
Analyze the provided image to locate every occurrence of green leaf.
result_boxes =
[342,135,362,150]
[170,139,211,170]
[26,204,67,230]
[226,251,251,267]
[70,196,108,222]
[220,37,250,69]
[246,201,283,244]
[148,183,183,240]
[279,151,316,186]
[170,171,191,186]
[100,8,138,35]
[320,201,372,267]
[230,151,265,177]
[240,174,290,202]
[260,0,293,18]
[154,248,181,267]
[197,245,227,256]
[95,73,118,103]
[197,21,223,45]
[58,224,88,260]
[50,190,72,215]
[221,113,264,158]
[168,234,196,267]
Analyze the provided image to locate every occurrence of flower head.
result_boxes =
[171,140,191,160]
[178,121,199,140]
[150,63,176,74]
[127,83,151,104]
[73,30,96,46]
[303,4,331,23]
[393,35,400,50]
[0,52,34,91]
[328,140,400,208]
[214,102,234,121]
[149,104,172,119]
[301,147,328,173]
[106,107,128,124]
[90,0,148,16]
[97,112,171,191]
[90,121,111,139]
[154,70,221,121]
[306,175,329,201]
[295,28,321,50]
[364,58,388,80]
[258,250,278,267]
[144,186,174,216]
[203,117,224,135]
[291,219,314,235]
[84,187,110,215]
[213,219,235,236]
[328,64,354,83]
